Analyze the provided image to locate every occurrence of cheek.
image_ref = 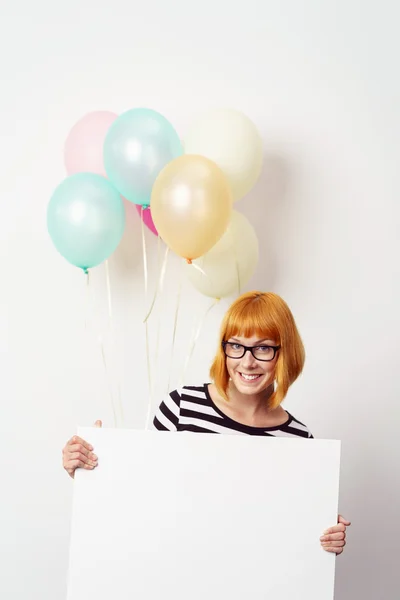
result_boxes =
[265,362,276,376]
[226,358,235,378]
[266,359,278,379]
[259,360,278,383]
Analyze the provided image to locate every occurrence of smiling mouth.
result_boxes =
[238,373,263,381]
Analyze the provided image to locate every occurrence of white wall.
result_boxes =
[1,1,399,599]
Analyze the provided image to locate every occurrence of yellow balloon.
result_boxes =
[186,210,259,298]
[150,155,232,262]
[184,109,263,202]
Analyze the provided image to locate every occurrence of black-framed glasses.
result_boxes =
[222,341,280,362]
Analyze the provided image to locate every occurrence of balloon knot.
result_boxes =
[186,258,192,265]
[83,267,89,275]
[142,203,150,210]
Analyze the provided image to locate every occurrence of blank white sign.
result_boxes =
[67,429,341,600]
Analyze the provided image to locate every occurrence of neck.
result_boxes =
[227,381,275,417]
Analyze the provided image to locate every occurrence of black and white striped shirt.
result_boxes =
[153,384,313,438]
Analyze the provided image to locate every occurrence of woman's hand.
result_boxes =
[320,514,351,555]
[62,420,102,478]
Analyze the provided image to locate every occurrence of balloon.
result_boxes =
[103,108,183,206]
[47,173,125,272]
[64,111,117,176]
[184,109,263,202]
[150,155,232,262]
[186,210,259,298]
[135,204,158,236]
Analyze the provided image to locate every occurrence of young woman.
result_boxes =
[62,291,350,554]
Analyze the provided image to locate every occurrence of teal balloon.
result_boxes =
[47,173,125,272]
[103,108,183,206]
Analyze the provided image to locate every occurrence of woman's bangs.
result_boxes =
[224,298,280,343]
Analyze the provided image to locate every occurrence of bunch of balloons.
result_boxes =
[47,107,262,297]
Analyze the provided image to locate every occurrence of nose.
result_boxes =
[240,349,258,369]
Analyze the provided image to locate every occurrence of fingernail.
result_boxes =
[92,454,98,460]
[320,536,326,541]
[89,445,93,451]
[323,530,329,535]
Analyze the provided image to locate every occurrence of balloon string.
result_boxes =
[141,206,148,298]
[190,261,208,277]
[143,245,169,323]
[167,260,184,394]
[141,206,153,430]
[144,320,153,430]
[154,236,162,369]
[105,259,113,323]
[99,335,117,428]
[104,260,124,426]
[144,243,170,430]
[179,297,220,388]
[84,270,118,427]
[85,271,90,330]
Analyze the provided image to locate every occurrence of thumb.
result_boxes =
[338,514,351,526]
[94,420,102,428]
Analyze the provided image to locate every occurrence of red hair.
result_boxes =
[209,291,305,408]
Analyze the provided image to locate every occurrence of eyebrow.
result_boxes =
[229,337,275,345]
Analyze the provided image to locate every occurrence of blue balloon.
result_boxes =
[103,108,183,206]
[47,173,125,272]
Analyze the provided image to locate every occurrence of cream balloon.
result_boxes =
[150,154,232,262]
[186,210,259,298]
[184,109,263,202]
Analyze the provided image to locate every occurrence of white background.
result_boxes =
[1,1,399,599]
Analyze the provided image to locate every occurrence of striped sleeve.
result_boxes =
[289,415,314,438]
[153,389,181,431]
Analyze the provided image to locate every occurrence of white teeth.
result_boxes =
[240,373,261,380]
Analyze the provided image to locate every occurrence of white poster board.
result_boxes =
[67,429,341,600]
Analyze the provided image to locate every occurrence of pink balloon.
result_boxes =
[135,204,158,236]
[64,111,117,176]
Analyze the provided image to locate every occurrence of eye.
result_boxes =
[230,343,242,350]
[257,345,271,353]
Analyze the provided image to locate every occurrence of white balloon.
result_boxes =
[186,210,259,298]
[184,109,263,202]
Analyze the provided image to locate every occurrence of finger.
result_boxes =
[68,451,98,467]
[94,420,102,428]
[65,444,97,460]
[66,444,93,459]
[321,539,346,548]
[65,458,96,471]
[65,436,93,452]
[338,514,351,526]
[320,531,345,542]
[64,459,88,471]
[323,523,346,535]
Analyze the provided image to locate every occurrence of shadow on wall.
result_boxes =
[236,152,292,291]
